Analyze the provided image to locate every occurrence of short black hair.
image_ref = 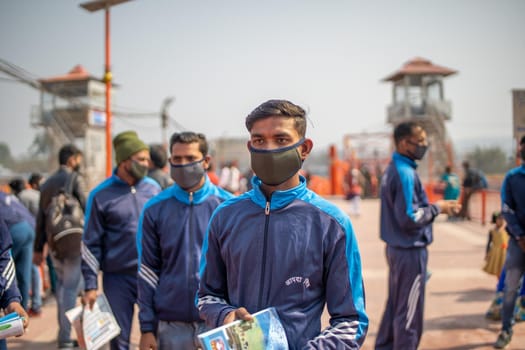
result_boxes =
[491,211,502,224]
[8,177,25,194]
[393,121,421,145]
[169,132,208,156]
[245,99,307,137]
[520,135,525,145]
[58,144,82,165]
[149,144,168,168]
[28,173,43,187]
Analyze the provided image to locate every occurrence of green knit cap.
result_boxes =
[113,130,148,165]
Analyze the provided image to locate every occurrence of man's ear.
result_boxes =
[203,155,212,170]
[300,139,314,159]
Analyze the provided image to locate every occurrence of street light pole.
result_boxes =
[80,0,131,177]
[104,6,112,177]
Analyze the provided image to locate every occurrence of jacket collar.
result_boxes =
[251,175,308,210]
[393,151,417,169]
[170,174,212,205]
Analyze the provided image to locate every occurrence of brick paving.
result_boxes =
[7,197,525,349]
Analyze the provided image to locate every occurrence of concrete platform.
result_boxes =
[7,197,525,349]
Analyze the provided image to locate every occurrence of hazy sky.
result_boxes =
[1,0,524,158]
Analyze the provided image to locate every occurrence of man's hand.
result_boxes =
[436,200,461,216]
[223,307,254,325]
[82,289,98,310]
[139,332,157,350]
[6,301,29,331]
[32,251,44,265]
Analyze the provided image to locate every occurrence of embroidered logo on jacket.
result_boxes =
[285,276,310,288]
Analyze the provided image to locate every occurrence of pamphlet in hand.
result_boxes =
[0,312,24,340]
[198,307,288,350]
[66,293,120,350]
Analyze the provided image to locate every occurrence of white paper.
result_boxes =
[66,294,120,350]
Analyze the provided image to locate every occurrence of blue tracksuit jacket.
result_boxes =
[501,164,525,240]
[197,175,368,349]
[137,176,234,333]
[0,217,21,309]
[380,152,440,248]
[81,173,161,290]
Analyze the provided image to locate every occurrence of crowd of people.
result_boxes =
[0,100,524,350]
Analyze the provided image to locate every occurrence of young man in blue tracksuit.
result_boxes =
[81,131,160,350]
[137,132,234,349]
[197,99,368,349]
[494,135,525,349]
[375,121,460,350]
[0,217,29,350]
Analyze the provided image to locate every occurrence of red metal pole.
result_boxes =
[104,6,112,177]
[481,189,487,226]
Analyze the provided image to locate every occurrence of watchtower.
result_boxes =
[383,57,457,180]
[31,65,112,188]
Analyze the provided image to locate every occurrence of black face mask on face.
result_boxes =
[520,148,525,161]
[128,160,148,180]
[170,159,205,190]
[249,139,305,186]
[406,141,428,161]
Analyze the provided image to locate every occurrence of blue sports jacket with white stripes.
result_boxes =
[81,172,161,291]
[136,175,233,333]
[0,217,21,309]
[501,164,525,239]
[197,175,368,349]
[379,152,440,248]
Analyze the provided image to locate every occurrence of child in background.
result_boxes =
[483,212,508,277]
[484,212,525,321]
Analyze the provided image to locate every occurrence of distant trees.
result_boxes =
[0,142,13,167]
[464,146,513,175]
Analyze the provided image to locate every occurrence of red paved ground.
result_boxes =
[7,197,525,349]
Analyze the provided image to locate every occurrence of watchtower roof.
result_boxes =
[39,65,102,84]
[382,57,457,82]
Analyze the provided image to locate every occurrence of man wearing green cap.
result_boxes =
[81,130,161,350]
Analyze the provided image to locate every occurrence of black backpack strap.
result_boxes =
[64,171,78,196]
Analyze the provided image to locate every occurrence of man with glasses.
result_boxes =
[137,132,233,350]
[375,121,460,350]
[81,131,161,350]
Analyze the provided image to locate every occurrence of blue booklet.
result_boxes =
[198,307,288,350]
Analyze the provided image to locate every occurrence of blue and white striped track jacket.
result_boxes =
[197,175,368,349]
[137,176,233,333]
[81,172,161,291]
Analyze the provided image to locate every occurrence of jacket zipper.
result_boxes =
[188,191,195,317]
[130,186,140,218]
[257,200,271,309]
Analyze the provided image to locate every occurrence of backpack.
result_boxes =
[45,172,84,260]
[474,169,489,189]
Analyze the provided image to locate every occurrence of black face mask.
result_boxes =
[520,148,525,161]
[407,141,428,161]
[249,139,304,186]
[170,159,205,190]
[128,160,148,180]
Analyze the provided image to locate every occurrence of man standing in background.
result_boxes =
[375,121,460,350]
[82,131,160,350]
[494,135,525,349]
[138,131,233,349]
[33,144,86,349]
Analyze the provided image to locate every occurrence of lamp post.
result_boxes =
[80,0,131,177]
